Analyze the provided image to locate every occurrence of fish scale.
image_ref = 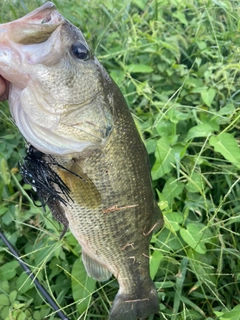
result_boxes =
[55,90,161,317]
[0,2,164,319]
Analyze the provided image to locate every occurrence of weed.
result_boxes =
[0,0,240,319]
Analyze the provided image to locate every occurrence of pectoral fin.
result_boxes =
[57,162,101,209]
[82,251,112,282]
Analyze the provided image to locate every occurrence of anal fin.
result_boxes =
[82,251,112,282]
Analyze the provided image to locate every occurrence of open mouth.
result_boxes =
[10,2,61,26]
[5,2,64,45]
[0,2,64,100]
[22,2,64,27]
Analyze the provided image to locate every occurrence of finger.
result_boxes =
[0,77,8,101]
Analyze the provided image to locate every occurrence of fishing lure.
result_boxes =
[19,145,74,238]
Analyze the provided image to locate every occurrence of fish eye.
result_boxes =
[71,42,89,60]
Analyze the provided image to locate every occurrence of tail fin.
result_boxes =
[109,285,159,320]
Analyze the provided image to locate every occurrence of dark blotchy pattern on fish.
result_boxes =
[56,66,163,319]
[0,3,164,319]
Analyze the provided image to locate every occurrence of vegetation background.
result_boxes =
[0,0,240,319]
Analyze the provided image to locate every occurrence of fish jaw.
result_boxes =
[0,2,70,154]
[0,2,63,85]
[2,2,63,45]
[0,3,112,155]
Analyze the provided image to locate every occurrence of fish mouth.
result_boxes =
[0,1,64,45]
[0,2,64,99]
[0,2,99,155]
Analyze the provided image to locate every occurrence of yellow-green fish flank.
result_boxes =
[0,3,163,319]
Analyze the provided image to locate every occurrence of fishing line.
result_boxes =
[0,231,69,320]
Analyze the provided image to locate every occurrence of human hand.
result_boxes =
[0,76,8,101]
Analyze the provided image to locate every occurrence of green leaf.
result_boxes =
[33,242,56,266]
[2,209,14,225]
[180,224,207,254]
[167,108,189,123]
[188,251,217,288]
[145,139,156,154]
[172,257,188,317]
[150,250,163,279]
[180,295,207,318]
[151,137,176,180]
[16,273,35,294]
[164,212,183,232]
[157,229,182,252]
[155,281,175,289]
[0,280,10,293]
[201,88,216,107]
[172,11,188,26]
[33,311,42,320]
[0,207,8,216]
[8,310,27,320]
[218,103,235,116]
[1,306,9,320]
[0,158,11,185]
[209,133,240,168]
[126,64,153,73]
[9,290,17,304]
[220,304,240,319]
[0,294,9,306]
[185,123,213,141]
[186,172,204,193]
[109,70,125,87]
[161,177,184,205]
[0,261,19,281]
[132,0,148,10]
[71,257,96,315]
[155,121,176,136]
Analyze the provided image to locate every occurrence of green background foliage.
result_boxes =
[0,0,240,319]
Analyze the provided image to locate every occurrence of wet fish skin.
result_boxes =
[55,71,163,318]
[0,3,164,319]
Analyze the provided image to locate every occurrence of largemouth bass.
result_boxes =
[0,3,163,319]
